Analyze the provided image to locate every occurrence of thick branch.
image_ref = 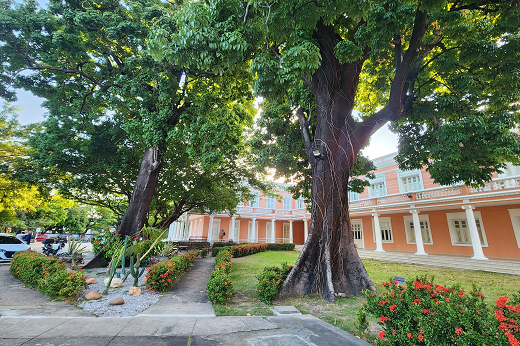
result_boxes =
[296,107,315,165]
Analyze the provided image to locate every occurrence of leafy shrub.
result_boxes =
[206,269,234,304]
[212,245,232,257]
[206,248,234,304]
[494,293,520,346]
[266,243,295,251]
[199,248,208,258]
[360,276,515,346]
[38,270,86,298]
[91,230,124,260]
[10,251,86,299]
[144,251,197,293]
[256,263,293,304]
[231,243,268,258]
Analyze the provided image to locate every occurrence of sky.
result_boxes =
[5,90,399,160]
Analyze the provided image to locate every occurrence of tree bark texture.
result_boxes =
[116,146,162,237]
[279,12,428,301]
[83,146,162,269]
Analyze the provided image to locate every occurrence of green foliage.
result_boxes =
[256,264,293,304]
[360,277,513,346]
[199,248,208,258]
[206,248,234,304]
[266,243,295,251]
[10,251,86,299]
[230,243,268,258]
[206,269,235,304]
[91,229,124,260]
[144,251,197,293]
[1,0,260,231]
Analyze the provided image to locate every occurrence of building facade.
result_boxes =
[168,152,520,261]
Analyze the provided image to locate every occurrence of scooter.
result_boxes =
[41,238,66,256]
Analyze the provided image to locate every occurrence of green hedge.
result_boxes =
[266,243,295,251]
[256,264,293,304]
[206,248,234,304]
[10,251,86,299]
[212,243,295,257]
[144,251,197,293]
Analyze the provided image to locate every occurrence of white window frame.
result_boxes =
[372,217,394,243]
[283,194,293,210]
[507,209,520,248]
[397,169,423,193]
[403,215,433,245]
[348,190,360,201]
[296,197,306,210]
[446,211,488,247]
[266,196,276,209]
[250,191,260,208]
[369,173,387,197]
[351,219,364,248]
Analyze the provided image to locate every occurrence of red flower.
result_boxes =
[379,316,389,323]
[407,332,412,338]
[455,327,463,335]
[418,335,424,341]
[422,309,430,314]
[413,298,421,305]
[390,304,398,312]
[378,331,385,340]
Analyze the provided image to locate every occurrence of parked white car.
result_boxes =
[0,233,30,262]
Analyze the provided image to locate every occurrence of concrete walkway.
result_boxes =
[0,256,372,346]
[356,249,520,276]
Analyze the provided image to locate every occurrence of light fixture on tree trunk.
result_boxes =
[313,149,321,158]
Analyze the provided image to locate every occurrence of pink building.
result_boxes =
[168,152,520,261]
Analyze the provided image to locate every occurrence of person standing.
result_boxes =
[22,230,32,245]
[220,229,225,240]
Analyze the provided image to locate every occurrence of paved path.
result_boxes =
[0,255,372,346]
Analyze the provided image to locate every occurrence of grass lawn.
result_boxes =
[214,250,520,343]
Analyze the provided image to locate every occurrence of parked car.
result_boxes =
[36,233,59,242]
[0,233,30,262]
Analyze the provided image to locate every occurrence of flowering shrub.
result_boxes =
[206,249,234,304]
[10,251,86,299]
[495,294,520,346]
[144,251,197,293]
[206,269,234,304]
[231,243,268,258]
[360,277,506,345]
[256,263,293,304]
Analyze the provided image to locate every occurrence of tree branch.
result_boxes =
[296,107,315,165]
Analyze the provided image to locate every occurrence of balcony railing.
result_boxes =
[348,175,520,209]
[235,206,308,217]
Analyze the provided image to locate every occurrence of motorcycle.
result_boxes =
[41,238,66,256]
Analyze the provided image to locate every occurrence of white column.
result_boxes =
[208,215,214,242]
[252,218,257,242]
[184,214,190,240]
[372,212,385,252]
[230,216,236,242]
[271,219,276,243]
[462,205,488,260]
[410,210,427,255]
[303,219,309,242]
[198,219,203,237]
[289,220,294,243]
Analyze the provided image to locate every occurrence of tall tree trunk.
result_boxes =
[83,146,161,268]
[279,21,376,302]
[278,106,376,302]
[116,146,162,236]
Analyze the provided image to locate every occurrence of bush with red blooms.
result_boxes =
[360,276,519,345]
[144,251,197,293]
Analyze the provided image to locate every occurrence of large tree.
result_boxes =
[151,0,520,301]
[0,0,257,239]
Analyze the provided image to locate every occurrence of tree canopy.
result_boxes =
[0,0,260,236]
[150,0,520,300]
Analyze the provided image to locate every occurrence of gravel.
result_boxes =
[77,268,161,317]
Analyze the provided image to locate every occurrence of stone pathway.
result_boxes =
[138,256,216,317]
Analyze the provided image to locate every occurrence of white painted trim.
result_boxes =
[445,211,488,247]
[372,216,394,243]
[402,214,433,245]
[507,209,520,248]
